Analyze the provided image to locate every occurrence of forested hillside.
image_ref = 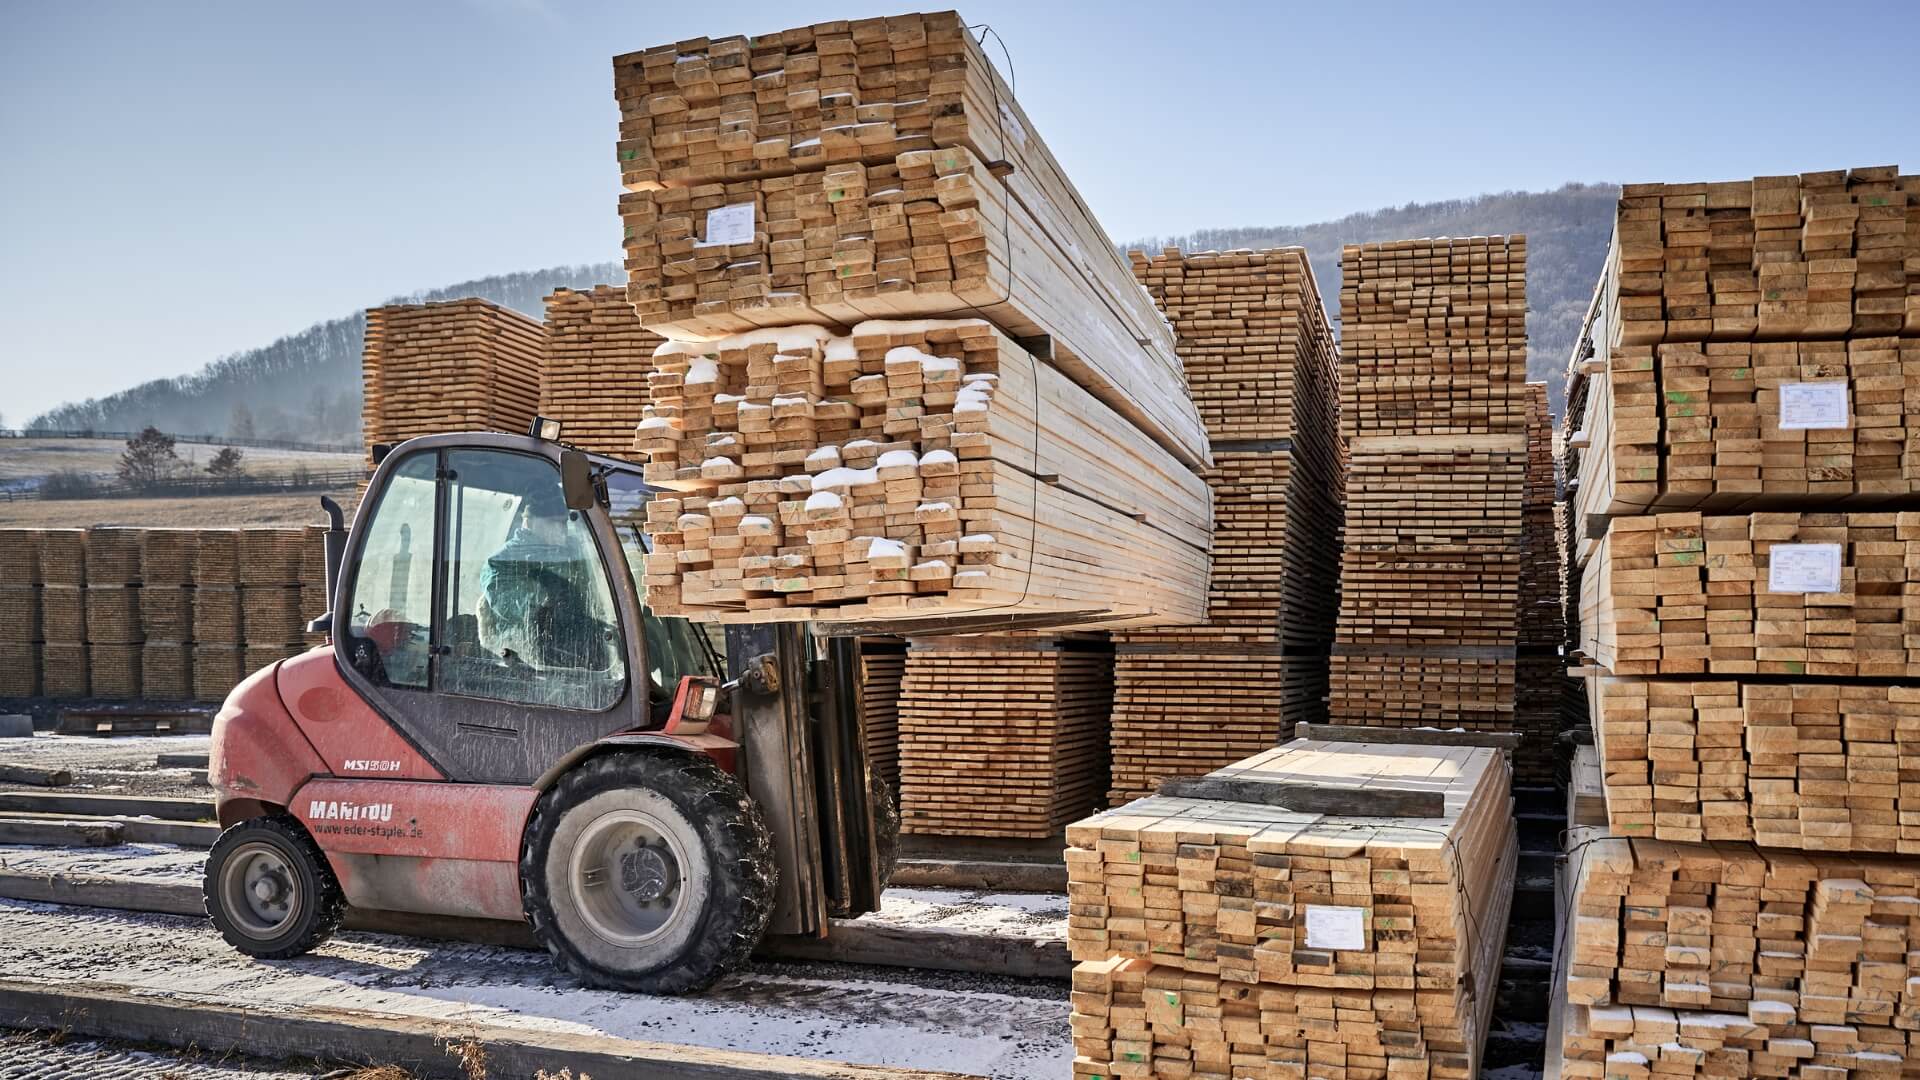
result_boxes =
[1129,182,1619,411]
[28,184,1616,441]
[27,264,620,443]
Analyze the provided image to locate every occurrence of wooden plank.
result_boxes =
[1294,723,1523,750]
[0,977,977,1080]
[1156,776,1445,818]
[0,818,123,847]
[0,764,72,786]
[0,791,213,821]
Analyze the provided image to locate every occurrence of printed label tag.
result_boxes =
[697,203,755,247]
[1778,381,1849,430]
[1303,905,1367,951]
[1768,543,1843,594]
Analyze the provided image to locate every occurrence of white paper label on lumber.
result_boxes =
[1777,381,1850,430]
[696,203,754,247]
[1303,904,1367,951]
[1767,543,1843,594]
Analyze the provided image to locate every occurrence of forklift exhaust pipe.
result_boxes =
[306,495,348,634]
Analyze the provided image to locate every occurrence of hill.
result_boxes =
[1129,182,1620,411]
[27,264,621,444]
[27,185,1617,439]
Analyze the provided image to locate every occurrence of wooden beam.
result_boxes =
[1294,723,1523,750]
[1157,776,1446,818]
[0,977,978,1080]
[0,792,213,821]
[0,818,123,847]
[0,764,72,787]
[890,857,1066,893]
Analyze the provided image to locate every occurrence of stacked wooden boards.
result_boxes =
[0,526,321,703]
[1515,383,1568,784]
[1330,237,1531,742]
[632,318,1211,626]
[857,636,907,788]
[1579,511,1918,678]
[611,12,1208,471]
[895,634,1112,837]
[541,285,665,455]
[1105,248,1344,803]
[1559,833,1920,1076]
[1067,740,1516,1079]
[361,299,546,459]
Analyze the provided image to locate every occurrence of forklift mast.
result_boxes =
[726,623,884,936]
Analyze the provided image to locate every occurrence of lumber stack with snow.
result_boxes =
[611,12,1208,472]
[541,286,665,456]
[0,529,42,697]
[1105,247,1344,802]
[1067,740,1515,1080]
[895,634,1112,837]
[631,318,1211,626]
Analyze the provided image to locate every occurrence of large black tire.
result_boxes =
[521,751,774,994]
[203,815,344,959]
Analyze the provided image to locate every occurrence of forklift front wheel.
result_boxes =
[522,751,774,994]
[203,815,345,959]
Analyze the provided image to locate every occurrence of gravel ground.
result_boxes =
[0,733,211,799]
[0,1031,319,1079]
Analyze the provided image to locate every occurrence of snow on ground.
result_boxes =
[0,901,1068,1078]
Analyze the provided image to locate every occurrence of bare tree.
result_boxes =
[118,427,182,487]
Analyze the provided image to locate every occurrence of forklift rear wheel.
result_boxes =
[522,751,774,994]
[203,815,345,959]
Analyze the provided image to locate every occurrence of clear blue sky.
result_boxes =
[4,0,1917,425]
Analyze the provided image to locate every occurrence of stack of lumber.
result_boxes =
[631,318,1211,626]
[238,528,315,673]
[611,13,1209,472]
[192,529,244,701]
[0,529,41,697]
[36,530,86,698]
[138,529,197,700]
[84,528,143,700]
[1580,511,1918,677]
[1515,383,1567,783]
[361,299,546,458]
[1330,237,1529,737]
[1589,675,1920,852]
[1606,167,1919,350]
[1067,740,1516,1079]
[1106,247,1343,802]
[895,634,1112,837]
[542,285,664,455]
[857,637,906,788]
[1559,833,1920,1076]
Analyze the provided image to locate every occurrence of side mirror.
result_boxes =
[560,450,595,511]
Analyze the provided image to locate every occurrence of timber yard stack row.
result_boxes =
[1067,739,1518,1080]
[0,527,319,701]
[1515,383,1566,782]
[540,285,664,455]
[361,298,547,458]
[1557,165,1920,1078]
[615,12,1214,629]
[1328,237,1549,774]
[1106,247,1344,803]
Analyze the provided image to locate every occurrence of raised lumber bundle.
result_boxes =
[1330,237,1529,742]
[1106,248,1344,803]
[1590,675,1920,853]
[1605,167,1919,349]
[896,634,1112,837]
[1514,384,1566,784]
[1067,740,1516,1080]
[1338,237,1529,440]
[1572,336,1920,519]
[632,318,1211,626]
[612,14,1207,471]
[1579,511,1918,677]
[857,636,906,788]
[0,529,40,697]
[361,299,546,457]
[1559,833,1920,1076]
[541,285,664,455]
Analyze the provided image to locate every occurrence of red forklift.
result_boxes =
[203,423,932,993]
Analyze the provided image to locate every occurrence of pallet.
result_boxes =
[634,318,1211,627]
[1067,739,1516,1080]
[1579,511,1919,676]
[895,635,1112,838]
[611,14,1206,470]
[540,284,664,456]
